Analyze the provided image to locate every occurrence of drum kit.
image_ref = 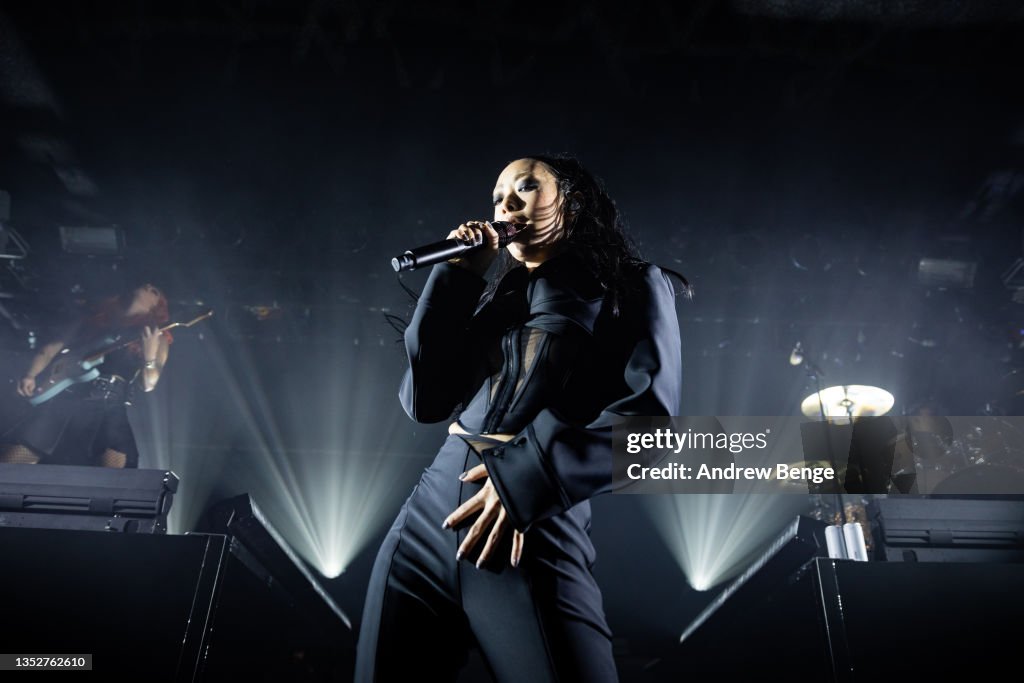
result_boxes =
[795,379,1024,496]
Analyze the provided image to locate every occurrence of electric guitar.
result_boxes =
[28,310,213,406]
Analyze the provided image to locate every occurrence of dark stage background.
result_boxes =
[1,1,1022,679]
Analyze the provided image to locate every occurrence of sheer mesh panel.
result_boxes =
[489,327,545,404]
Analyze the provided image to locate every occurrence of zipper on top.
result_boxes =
[483,326,521,433]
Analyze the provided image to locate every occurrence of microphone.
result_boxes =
[789,341,826,378]
[391,221,525,272]
[789,342,805,367]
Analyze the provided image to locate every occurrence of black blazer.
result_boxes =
[400,251,683,532]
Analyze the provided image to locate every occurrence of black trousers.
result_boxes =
[356,436,617,683]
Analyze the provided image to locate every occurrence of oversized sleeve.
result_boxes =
[398,262,488,423]
[481,265,683,531]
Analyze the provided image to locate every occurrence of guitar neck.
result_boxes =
[82,329,171,363]
[80,312,211,362]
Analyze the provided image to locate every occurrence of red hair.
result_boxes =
[87,287,173,356]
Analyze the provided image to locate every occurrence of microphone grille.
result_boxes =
[492,221,526,248]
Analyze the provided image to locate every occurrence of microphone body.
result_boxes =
[391,221,524,272]
[790,341,827,378]
[789,342,805,367]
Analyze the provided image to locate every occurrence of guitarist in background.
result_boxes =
[0,283,171,468]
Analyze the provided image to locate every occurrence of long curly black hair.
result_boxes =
[480,154,689,315]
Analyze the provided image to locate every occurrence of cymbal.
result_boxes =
[801,385,895,421]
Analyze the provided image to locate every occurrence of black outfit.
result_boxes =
[3,333,143,468]
[356,252,683,682]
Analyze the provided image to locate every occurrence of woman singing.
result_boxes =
[357,156,684,682]
[1,283,171,468]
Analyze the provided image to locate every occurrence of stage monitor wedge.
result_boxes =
[0,463,178,533]
[197,492,352,630]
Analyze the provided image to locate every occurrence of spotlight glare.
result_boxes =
[690,575,711,592]
[645,494,810,593]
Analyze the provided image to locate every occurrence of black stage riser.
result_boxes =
[654,558,1024,681]
[0,527,354,682]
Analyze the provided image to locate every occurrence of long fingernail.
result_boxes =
[458,472,467,481]
[512,557,519,568]
[475,559,483,569]
[456,550,463,561]
[442,519,450,529]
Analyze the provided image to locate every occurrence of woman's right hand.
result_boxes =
[447,221,500,278]
[17,377,36,398]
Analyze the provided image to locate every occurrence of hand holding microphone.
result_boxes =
[443,221,501,278]
[391,221,525,275]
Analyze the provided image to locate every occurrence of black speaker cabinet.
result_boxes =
[651,557,1024,681]
[0,527,354,681]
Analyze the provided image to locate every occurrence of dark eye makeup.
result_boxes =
[492,180,538,205]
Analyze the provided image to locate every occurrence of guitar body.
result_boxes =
[29,352,107,406]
